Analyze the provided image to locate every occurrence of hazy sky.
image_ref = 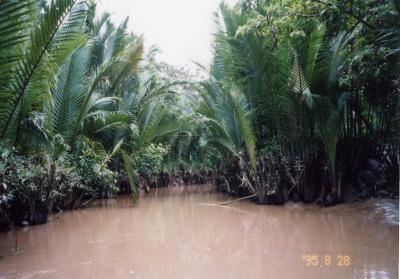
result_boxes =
[97,0,238,69]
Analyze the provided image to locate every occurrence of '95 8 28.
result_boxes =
[301,255,351,267]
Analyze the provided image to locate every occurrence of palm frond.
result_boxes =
[47,44,91,143]
[290,53,314,109]
[0,0,33,51]
[109,37,144,93]
[0,0,88,139]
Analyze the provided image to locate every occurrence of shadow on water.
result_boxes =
[0,184,398,279]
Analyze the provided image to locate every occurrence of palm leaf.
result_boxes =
[47,44,91,143]
[0,0,88,139]
[71,38,143,145]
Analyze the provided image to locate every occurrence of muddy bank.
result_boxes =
[213,151,399,206]
[0,185,398,278]
[135,170,211,192]
[0,168,211,233]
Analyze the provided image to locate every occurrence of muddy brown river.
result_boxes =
[0,185,398,278]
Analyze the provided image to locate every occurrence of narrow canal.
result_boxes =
[0,185,398,278]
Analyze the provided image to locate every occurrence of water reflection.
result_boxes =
[0,185,398,278]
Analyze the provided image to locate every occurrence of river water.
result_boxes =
[0,185,398,278]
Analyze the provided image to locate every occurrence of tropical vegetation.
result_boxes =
[0,0,398,231]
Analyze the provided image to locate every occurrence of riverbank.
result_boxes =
[0,185,398,278]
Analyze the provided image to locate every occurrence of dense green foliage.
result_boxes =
[0,0,399,229]
[0,0,212,228]
[198,0,399,204]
